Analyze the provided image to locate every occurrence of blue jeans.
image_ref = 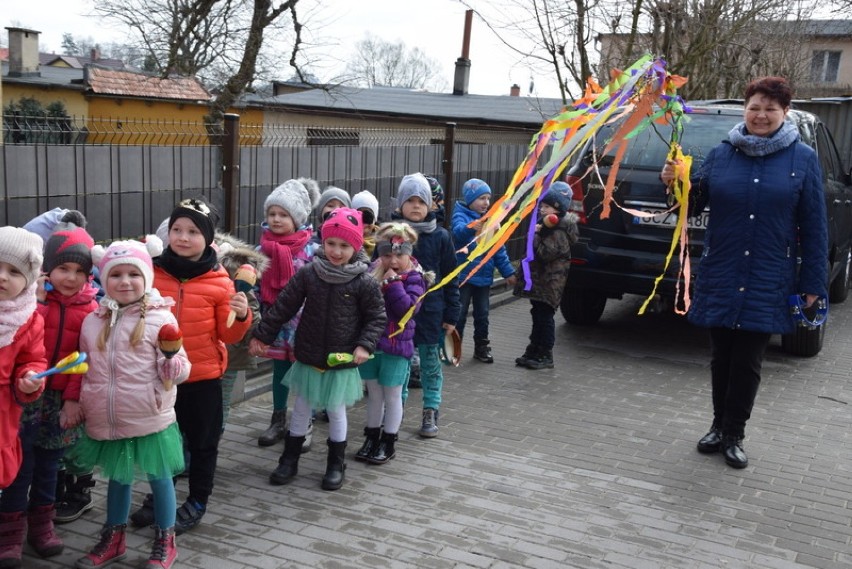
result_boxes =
[0,418,63,512]
[457,284,491,341]
[529,300,556,351]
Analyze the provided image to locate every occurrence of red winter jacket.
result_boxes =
[0,313,47,488]
[154,265,252,383]
[37,283,99,401]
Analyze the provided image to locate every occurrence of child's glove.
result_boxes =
[158,357,183,388]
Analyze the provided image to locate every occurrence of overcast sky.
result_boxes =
[2,0,565,99]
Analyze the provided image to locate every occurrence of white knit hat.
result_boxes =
[263,178,321,228]
[0,226,44,287]
[351,190,379,223]
[92,236,163,294]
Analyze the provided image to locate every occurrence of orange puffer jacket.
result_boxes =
[153,265,252,383]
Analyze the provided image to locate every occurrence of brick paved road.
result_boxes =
[30,294,852,568]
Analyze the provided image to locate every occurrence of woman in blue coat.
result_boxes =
[662,76,827,469]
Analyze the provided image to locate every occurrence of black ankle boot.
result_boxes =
[321,439,347,491]
[525,349,553,370]
[269,432,306,485]
[721,435,748,469]
[354,427,381,462]
[258,409,287,447]
[367,432,397,465]
[515,345,537,367]
[473,339,494,363]
[696,424,722,454]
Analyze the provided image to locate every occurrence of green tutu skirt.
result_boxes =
[286,361,364,409]
[68,423,184,485]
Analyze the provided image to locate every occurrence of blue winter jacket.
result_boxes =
[451,201,515,287]
[687,138,828,334]
[391,211,461,345]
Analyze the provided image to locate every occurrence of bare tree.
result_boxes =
[92,0,306,121]
[343,34,448,90]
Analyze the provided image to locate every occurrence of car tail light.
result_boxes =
[565,174,587,224]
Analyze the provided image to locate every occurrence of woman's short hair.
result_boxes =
[744,76,793,108]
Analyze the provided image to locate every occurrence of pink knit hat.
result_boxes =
[92,236,163,294]
[322,208,364,252]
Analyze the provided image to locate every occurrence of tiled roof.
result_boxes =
[85,66,211,101]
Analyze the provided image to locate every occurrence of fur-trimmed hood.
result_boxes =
[215,232,269,278]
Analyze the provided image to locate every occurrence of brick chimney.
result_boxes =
[510,84,520,97]
[90,47,100,62]
[453,10,473,96]
[5,27,41,77]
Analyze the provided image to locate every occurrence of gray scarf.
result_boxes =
[407,218,437,234]
[312,248,369,284]
[728,121,799,157]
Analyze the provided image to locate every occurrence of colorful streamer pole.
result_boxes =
[392,55,691,335]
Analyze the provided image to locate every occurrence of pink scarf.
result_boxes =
[259,228,312,305]
[0,283,37,349]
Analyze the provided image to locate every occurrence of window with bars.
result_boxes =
[811,50,841,83]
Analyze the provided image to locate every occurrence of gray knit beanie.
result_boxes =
[0,226,44,287]
[264,178,321,228]
[397,173,432,209]
[317,186,351,214]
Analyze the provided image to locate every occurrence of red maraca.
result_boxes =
[157,324,183,390]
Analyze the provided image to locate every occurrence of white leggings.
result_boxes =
[290,396,347,442]
[364,380,403,434]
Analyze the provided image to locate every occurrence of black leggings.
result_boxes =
[174,379,223,506]
[708,327,771,438]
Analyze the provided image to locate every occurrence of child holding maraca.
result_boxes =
[0,217,99,566]
[71,237,190,569]
[0,227,48,498]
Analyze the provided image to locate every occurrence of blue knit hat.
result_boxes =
[462,178,492,207]
[541,188,570,218]
[550,181,572,198]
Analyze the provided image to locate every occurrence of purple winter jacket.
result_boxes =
[375,265,427,359]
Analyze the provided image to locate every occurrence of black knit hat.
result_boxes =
[43,220,95,274]
[169,198,218,246]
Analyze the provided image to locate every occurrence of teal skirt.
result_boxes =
[358,351,411,388]
[285,361,364,409]
[68,422,184,485]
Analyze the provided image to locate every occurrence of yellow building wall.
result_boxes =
[2,83,89,117]
[87,96,211,145]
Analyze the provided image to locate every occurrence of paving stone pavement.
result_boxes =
[28,294,852,569]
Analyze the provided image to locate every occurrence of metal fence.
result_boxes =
[0,114,536,260]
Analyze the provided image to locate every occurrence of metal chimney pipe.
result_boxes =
[453,10,473,96]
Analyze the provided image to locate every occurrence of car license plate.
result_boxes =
[634,209,709,229]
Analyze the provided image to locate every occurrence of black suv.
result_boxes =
[562,103,852,356]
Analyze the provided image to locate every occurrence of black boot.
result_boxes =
[269,432,305,485]
[54,472,95,524]
[354,427,381,462]
[696,423,722,454]
[321,440,347,491]
[258,409,287,447]
[473,339,494,363]
[525,348,554,370]
[367,432,397,465]
[515,344,537,367]
[721,435,748,469]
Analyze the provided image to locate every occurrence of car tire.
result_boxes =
[781,320,825,358]
[561,287,607,325]
[828,247,851,304]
